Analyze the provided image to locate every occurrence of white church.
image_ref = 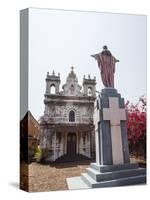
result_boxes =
[39,67,96,162]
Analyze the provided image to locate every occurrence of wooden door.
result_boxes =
[67,132,77,156]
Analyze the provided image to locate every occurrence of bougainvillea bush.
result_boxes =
[125,95,146,158]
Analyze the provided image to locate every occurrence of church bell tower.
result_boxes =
[83,75,96,97]
[45,70,60,95]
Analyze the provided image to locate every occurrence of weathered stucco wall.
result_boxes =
[40,68,96,162]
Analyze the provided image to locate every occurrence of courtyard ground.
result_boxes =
[28,160,91,192]
[21,157,146,192]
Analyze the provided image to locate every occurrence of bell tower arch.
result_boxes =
[45,70,60,95]
[83,75,96,97]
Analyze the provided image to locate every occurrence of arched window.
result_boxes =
[88,87,92,96]
[69,110,75,122]
[70,84,74,94]
[50,84,56,94]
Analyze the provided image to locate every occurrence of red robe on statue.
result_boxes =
[92,50,118,88]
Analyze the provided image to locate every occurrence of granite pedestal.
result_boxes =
[66,88,146,189]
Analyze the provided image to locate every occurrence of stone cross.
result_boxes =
[103,97,126,164]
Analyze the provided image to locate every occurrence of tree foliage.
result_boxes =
[125,95,146,146]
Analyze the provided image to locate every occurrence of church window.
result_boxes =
[70,84,74,94]
[50,84,56,94]
[88,87,92,96]
[69,110,75,122]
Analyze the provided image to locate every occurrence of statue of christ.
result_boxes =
[91,46,119,88]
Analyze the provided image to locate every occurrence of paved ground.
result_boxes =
[28,160,91,192]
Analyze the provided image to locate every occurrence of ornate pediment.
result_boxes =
[62,67,82,96]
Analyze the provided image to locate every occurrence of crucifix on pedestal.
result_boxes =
[94,88,130,167]
[103,97,126,165]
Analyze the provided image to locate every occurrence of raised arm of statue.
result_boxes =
[91,54,101,71]
[115,58,119,63]
[91,54,99,59]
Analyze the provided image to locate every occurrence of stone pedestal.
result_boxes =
[94,88,130,165]
[81,88,146,187]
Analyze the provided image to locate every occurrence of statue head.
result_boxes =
[103,45,108,50]
[102,45,112,56]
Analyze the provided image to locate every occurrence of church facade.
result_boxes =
[39,67,96,162]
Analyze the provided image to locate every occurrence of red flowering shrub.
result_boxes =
[125,95,146,157]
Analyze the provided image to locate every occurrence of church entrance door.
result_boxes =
[67,132,77,156]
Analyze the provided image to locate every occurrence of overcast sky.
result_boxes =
[28,8,147,120]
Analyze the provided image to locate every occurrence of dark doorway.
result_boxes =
[67,132,77,156]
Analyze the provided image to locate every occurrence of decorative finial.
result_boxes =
[58,72,60,77]
[52,70,55,75]
[83,75,85,79]
[88,74,91,79]
[47,72,49,76]
[94,76,96,80]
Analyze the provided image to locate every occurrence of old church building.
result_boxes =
[40,67,96,162]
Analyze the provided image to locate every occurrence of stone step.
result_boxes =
[81,173,97,187]
[81,173,146,188]
[90,163,139,173]
[66,176,90,190]
[86,167,146,182]
[54,154,91,163]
